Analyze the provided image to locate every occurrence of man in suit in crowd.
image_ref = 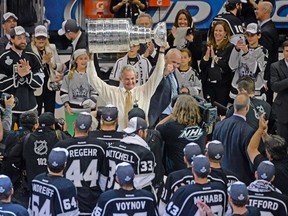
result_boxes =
[0,12,18,52]
[270,40,288,142]
[213,93,254,185]
[148,48,181,128]
[255,1,279,105]
[58,19,100,72]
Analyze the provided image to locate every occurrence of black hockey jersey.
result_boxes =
[104,135,156,191]
[55,136,107,215]
[28,173,79,216]
[164,182,227,216]
[248,180,288,216]
[92,188,159,216]
[0,49,43,113]
[22,127,67,189]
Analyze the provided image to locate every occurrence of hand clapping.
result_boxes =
[17,59,31,77]
[42,51,53,64]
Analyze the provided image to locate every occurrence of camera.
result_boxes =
[172,94,217,126]
[193,95,218,126]
[0,93,18,108]
[55,117,65,131]
[56,117,65,126]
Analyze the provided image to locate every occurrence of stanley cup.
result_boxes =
[87,18,167,53]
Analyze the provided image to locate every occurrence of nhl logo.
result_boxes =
[52,161,58,167]
[34,140,48,155]
[125,176,131,181]
[238,194,245,200]
[200,167,207,173]
[106,116,112,121]
[0,187,5,193]
[261,173,267,179]
[215,153,221,160]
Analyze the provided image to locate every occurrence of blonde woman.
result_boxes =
[156,94,206,174]
[30,25,65,115]
[60,49,98,135]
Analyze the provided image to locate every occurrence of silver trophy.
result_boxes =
[87,18,166,53]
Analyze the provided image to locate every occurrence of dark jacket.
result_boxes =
[259,20,279,81]
[270,59,288,123]
[213,115,254,185]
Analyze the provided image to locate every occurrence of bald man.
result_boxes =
[213,93,255,185]
[256,1,279,105]
[148,48,182,127]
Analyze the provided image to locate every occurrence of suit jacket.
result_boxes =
[148,72,179,128]
[270,59,288,123]
[212,115,254,185]
[259,20,279,81]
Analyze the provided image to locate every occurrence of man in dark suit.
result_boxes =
[256,1,279,105]
[148,48,181,128]
[270,40,288,142]
[213,93,254,185]
[58,19,100,72]
[0,12,18,52]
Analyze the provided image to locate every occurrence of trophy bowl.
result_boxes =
[87,18,167,53]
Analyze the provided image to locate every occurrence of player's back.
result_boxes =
[29,173,79,216]
[213,12,244,35]
[56,136,107,214]
[0,202,29,216]
[164,181,227,216]
[161,168,194,205]
[92,188,159,216]
[23,127,61,188]
[104,141,155,191]
[248,189,288,215]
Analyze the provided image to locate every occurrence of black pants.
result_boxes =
[36,84,56,115]
[203,82,230,116]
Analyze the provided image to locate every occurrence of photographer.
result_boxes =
[1,111,38,206]
[156,94,207,174]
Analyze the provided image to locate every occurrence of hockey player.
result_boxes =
[164,155,227,216]
[103,117,156,193]
[248,161,288,215]
[92,162,159,216]
[55,112,107,215]
[0,175,29,215]
[28,147,79,215]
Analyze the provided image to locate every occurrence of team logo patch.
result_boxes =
[261,173,267,179]
[52,161,58,167]
[34,140,48,155]
[0,187,5,193]
[79,123,86,130]
[200,167,207,173]
[215,154,221,160]
[125,176,131,181]
[5,56,13,65]
[106,116,112,121]
[238,194,245,200]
